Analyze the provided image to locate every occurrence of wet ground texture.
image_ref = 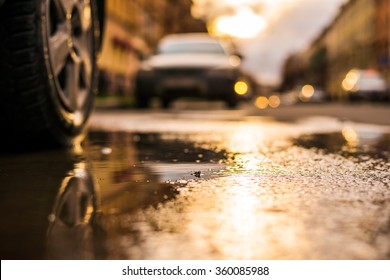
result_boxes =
[1,109,390,259]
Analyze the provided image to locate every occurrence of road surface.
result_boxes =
[1,101,390,259]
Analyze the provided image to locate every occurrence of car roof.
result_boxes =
[348,68,383,77]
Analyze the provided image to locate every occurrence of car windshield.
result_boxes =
[158,42,226,55]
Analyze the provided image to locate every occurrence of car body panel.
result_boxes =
[137,68,237,98]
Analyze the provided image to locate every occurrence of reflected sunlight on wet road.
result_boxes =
[1,109,390,259]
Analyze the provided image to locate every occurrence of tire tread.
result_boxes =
[0,0,51,144]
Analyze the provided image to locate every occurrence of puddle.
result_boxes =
[293,131,390,159]
[1,127,390,260]
[86,131,229,182]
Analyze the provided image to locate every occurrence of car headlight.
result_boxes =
[234,81,249,96]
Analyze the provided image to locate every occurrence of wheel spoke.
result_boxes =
[47,0,93,112]
[81,57,92,89]
[76,1,92,33]
[49,29,70,76]
[66,59,81,110]
[73,36,92,88]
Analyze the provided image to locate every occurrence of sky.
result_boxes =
[192,0,347,85]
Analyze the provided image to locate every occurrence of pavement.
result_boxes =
[88,103,390,259]
[95,100,390,126]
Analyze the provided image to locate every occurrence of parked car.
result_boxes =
[341,69,389,102]
[0,0,105,147]
[135,33,250,108]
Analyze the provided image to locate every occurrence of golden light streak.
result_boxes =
[210,7,267,39]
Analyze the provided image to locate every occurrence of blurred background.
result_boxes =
[96,0,389,107]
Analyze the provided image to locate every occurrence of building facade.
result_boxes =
[285,0,389,100]
[326,0,377,99]
[374,0,390,80]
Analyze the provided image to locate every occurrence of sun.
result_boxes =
[210,7,267,39]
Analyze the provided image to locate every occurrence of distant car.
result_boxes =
[135,33,249,108]
[342,69,389,102]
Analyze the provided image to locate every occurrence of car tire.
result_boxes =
[0,0,99,148]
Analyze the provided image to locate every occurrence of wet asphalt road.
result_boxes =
[1,102,390,260]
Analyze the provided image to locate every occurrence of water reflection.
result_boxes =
[293,129,390,159]
[0,131,228,259]
[83,130,305,259]
[0,150,101,259]
[1,127,389,260]
[46,161,102,260]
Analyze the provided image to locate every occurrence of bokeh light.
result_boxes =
[342,70,359,92]
[234,81,249,95]
[255,96,269,109]
[268,95,281,108]
[299,85,315,102]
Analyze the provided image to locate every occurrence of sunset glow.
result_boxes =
[192,0,346,83]
[210,7,267,39]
